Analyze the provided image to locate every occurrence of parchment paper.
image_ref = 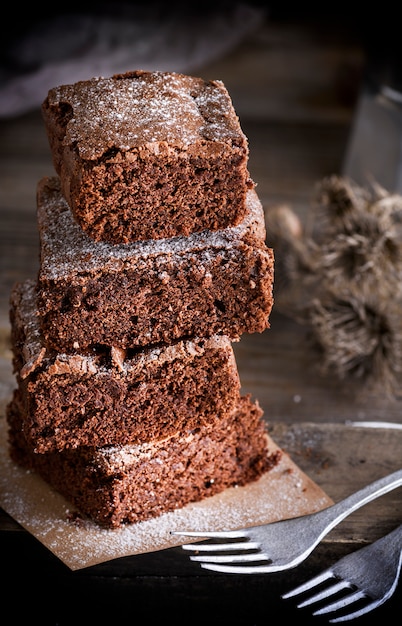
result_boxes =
[0,413,332,571]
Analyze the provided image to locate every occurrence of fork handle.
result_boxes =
[315,468,402,535]
[379,523,402,555]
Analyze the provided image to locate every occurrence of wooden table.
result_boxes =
[1,15,401,624]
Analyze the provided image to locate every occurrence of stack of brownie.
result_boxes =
[6,70,279,528]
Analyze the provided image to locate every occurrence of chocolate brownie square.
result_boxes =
[42,70,254,243]
[8,392,281,528]
[36,176,274,352]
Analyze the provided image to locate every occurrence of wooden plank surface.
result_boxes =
[0,15,401,624]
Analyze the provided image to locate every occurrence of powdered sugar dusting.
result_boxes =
[46,72,242,159]
[0,414,331,570]
[37,178,266,280]
[95,428,200,472]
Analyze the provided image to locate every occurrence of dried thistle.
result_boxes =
[317,209,402,297]
[311,176,402,301]
[307,291,402,394]
[310,174,371,238]
[368,179,402,223]
[265,175,402,395]
[310,174,402,240]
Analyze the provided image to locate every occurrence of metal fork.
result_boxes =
[281,523,402,622]
[173,469,402,573]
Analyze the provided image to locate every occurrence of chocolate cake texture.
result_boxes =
[9,280,241,453]
[36,176,274,353]
[7,393,281,528]
[42,70,253,243]
[6,70,279,530]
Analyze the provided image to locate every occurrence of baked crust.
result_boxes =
[42,70,254,243]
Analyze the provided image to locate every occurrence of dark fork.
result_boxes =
[282,523,402,622]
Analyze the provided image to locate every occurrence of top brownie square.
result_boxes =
[42,70,254,244]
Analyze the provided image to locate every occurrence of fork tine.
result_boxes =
[181,540,259,552]
[313,589,366,615]
[328,598,384,623]
[190,552,268,564]
[296,580,351,608]
[199,562,279,574]
[281,570,333,599]
[172,529,246,540]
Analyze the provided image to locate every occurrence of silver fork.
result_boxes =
[281,523,402,622]
[172,469,402,573]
